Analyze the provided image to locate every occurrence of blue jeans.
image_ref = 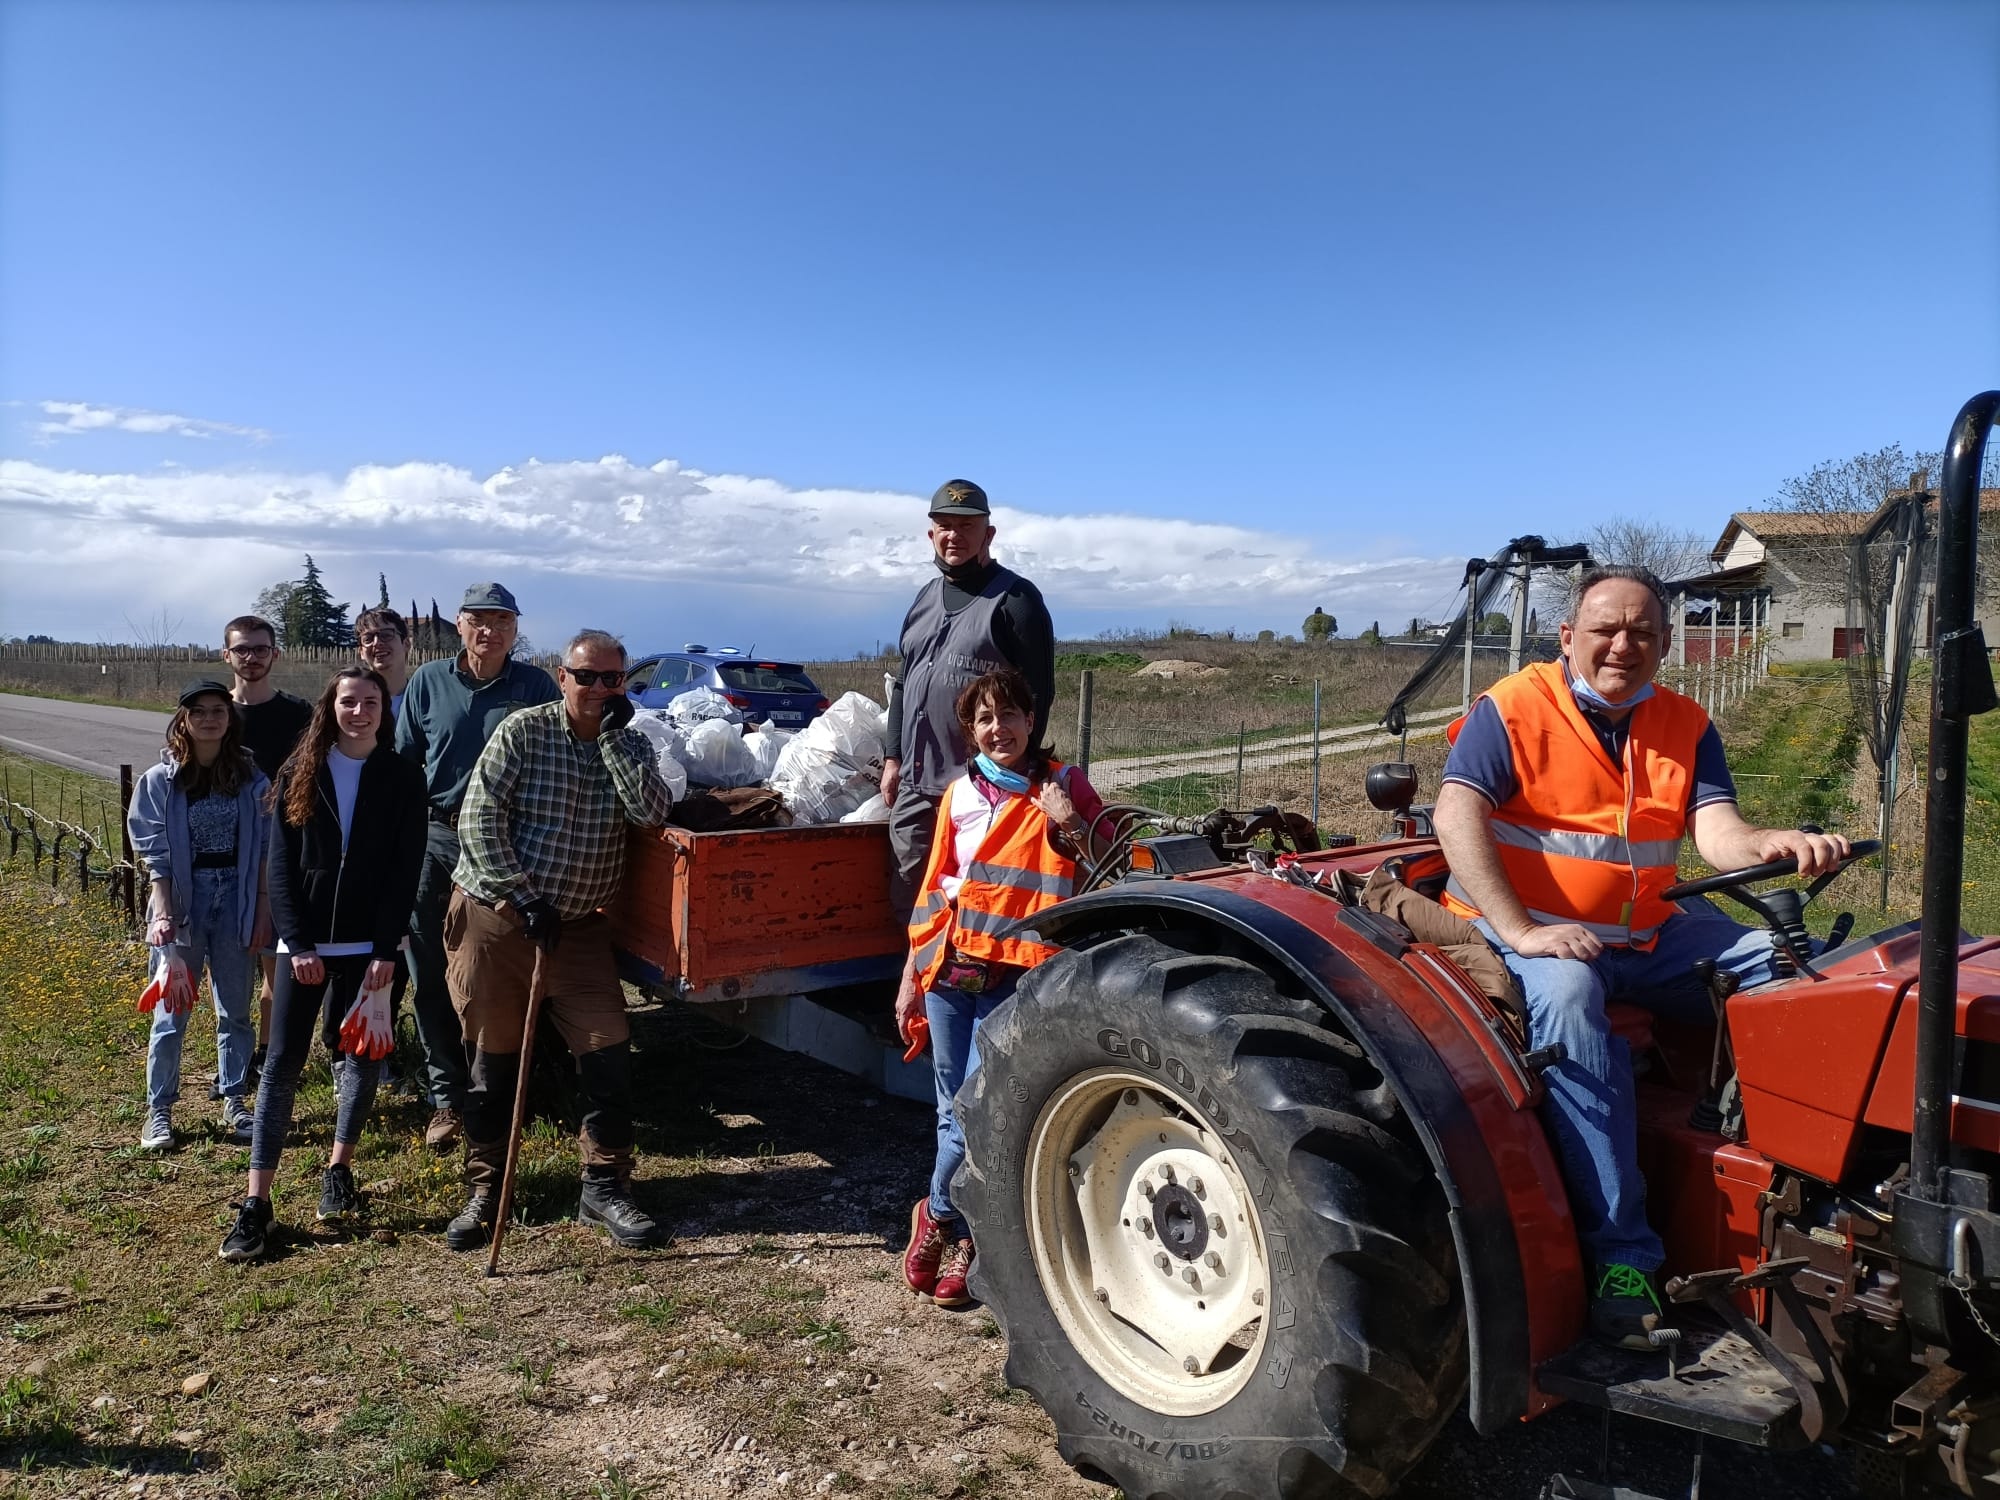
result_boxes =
[146,868,257,1113]
[925,972,1018,1237]
[1474,900,1778,1272]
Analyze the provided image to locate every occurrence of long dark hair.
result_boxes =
[167,697,254,800]
[273,668,389,826]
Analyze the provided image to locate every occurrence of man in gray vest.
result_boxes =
[881,479,1056,916]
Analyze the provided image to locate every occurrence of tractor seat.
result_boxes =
[1605,1002,1655,1056]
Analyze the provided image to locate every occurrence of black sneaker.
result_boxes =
[317,1164,359,1221]
[578,1174,664,1249]
[1591,1263,1665,1350]
[446,1192,495,1252]
[219,1197,273,1262]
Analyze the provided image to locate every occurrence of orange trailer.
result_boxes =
[608,821,907,1003]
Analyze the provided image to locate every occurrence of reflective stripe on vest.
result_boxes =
[905,763,1078,989]
[1441,662,1709,949]
[1444,875,1665,947]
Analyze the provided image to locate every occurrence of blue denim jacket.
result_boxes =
[125,751,271,947]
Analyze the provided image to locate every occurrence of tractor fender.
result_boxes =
[1025,878,1585,1433]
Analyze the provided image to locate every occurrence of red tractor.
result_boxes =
[954,392,2000,1500]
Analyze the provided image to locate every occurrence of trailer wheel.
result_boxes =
[955,932,1466,1500]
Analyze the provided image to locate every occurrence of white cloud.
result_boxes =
[32,400,271,443]
[0,452,1467,642]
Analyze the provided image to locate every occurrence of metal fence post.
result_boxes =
[1236,722,1245,806]
[1076,670,1095,775]
[1311,680,1321,826]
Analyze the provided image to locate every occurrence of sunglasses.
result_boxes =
[563,667,626,688]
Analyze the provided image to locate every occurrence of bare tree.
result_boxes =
[1588,517,1713,583]
[124,607,188,695]
[1765,444,1944,608]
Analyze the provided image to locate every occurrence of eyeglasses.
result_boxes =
[563,667,626,688]
[357,630,405,645]
[225,644,274,660]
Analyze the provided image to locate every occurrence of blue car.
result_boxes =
[624,645,830,728]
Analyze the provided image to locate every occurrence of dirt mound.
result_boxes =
[1132,658,1227,679]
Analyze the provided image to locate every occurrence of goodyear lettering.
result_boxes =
[1275,1299,1296,1332]
[1094,1029,1266,1170]
[1270,1232,1296,1277]
[1268,1352,1293,1389]
[1072,1393,1233,1461]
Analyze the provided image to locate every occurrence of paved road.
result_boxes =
[0,693,170,779]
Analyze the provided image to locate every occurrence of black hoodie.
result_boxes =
[266,743,428,960]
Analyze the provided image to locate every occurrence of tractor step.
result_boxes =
[1537,1322,1808,1449]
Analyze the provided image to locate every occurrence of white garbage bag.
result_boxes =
[743,726,794,782]
[839,792,890,824]
[630,713,690,801]
[667,686,743,727]
[769,692,889,823]
[814,692,887,780]
[682,718,762,788]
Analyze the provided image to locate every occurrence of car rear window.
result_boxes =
[718,663,817,694]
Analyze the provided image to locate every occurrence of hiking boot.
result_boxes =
[446,1136,506,1251]
[903,1198,949,1298]
[220,1096,255,1145]
[1591,1263,1665,1350]
[425,1107,463,1152]
[933,1237,976,1308]
[317,1164,359,1221]
[219,1196,272,1262]
[139,1109,174,1152]
[578,1171,664,1249]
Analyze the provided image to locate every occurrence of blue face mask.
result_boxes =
[1567,665,1654,714]
[974,753,1032,795]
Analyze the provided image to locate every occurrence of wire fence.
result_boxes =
[0,759,141,920]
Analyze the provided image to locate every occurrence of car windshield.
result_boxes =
[717,663,816,694]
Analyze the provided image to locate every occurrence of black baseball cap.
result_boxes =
[460,582,521,614]
[178,678,232,708]
[929,479,990,518]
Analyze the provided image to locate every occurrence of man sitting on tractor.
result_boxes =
[1433,564,1848,1348]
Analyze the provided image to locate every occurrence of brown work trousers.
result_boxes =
[443,889,632,1167]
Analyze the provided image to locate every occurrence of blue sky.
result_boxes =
[3,1,1995,653]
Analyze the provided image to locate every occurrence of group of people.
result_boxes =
[125,589,676,1261]
[118,477,1075,1281]
[119,479,1833,1350]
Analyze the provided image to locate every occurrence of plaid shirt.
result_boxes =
[454,702,673,918]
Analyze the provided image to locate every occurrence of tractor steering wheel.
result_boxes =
[1659,839,1881,904]
[1660,837,1880,982]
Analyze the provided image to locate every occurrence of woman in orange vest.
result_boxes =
[898,668,1105,1308]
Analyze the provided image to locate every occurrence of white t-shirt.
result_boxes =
[315,748,373,958]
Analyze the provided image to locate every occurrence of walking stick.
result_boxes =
[485,947,548,1278]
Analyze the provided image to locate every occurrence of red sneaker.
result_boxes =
[903,1198,948,1297]
[933,1237,975,1308]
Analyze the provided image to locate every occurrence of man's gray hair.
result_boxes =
[565,628,627,664]
[1569,564,1671,626]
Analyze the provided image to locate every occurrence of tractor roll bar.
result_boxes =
[1910,390,2000,1200]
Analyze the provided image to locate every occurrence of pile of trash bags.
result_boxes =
[629,688,891,826]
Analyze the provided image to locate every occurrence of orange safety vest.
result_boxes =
[907,763,1079,991]
[1438,661,1709,949]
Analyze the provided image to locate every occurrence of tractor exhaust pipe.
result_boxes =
[1910,391,2000,1201]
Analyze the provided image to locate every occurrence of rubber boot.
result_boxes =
[577,1167,663,1248]
[446,1137,506,1251]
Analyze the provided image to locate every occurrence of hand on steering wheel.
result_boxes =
[1660,838,1880,903]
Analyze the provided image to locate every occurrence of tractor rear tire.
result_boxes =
[955,932,1467,1500]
